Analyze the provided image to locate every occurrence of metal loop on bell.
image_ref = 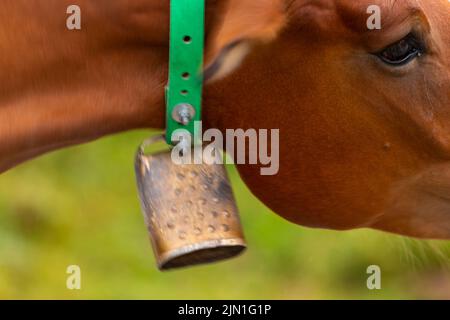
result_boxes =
[138,134,165,153]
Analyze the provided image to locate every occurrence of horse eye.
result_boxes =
[376,33,425,66]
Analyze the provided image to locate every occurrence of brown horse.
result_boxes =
[0,0,449,239]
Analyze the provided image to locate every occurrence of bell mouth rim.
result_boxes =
[157,238,247,271]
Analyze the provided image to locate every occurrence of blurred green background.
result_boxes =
[0,130,449,299]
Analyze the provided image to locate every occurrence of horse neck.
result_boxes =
[0,1,178,172]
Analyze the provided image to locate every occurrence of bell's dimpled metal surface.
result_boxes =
[135,139,246,270]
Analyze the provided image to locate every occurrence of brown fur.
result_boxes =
[0,0,449,238]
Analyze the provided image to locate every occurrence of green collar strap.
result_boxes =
[165,0,205,145]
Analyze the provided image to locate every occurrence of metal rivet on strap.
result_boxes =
[172,103,196,125]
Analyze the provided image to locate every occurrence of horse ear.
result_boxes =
[204,0,287,82]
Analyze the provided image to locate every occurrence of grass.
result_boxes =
[0,130,449,299]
